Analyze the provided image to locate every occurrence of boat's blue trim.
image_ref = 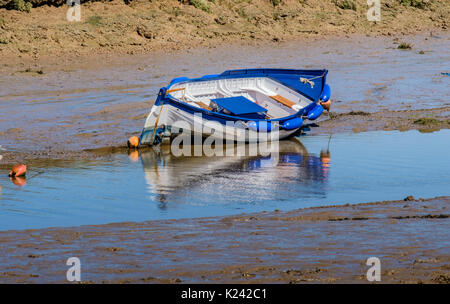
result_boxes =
[167,68,328,102]
[170,77,190,85]
[219,69,327,102]
[156,68,327,131]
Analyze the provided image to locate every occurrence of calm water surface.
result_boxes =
[0,129,449,231]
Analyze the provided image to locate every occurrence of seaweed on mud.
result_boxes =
[270,0,281,6]
[390,214,449,220]
[188,0,211,13]
[398,42,412,50]
[413,118,441,125]
[19,67,44,75]
[333,0,356,11]
[399,0,429,9]
[432,273,450,284]
[6,0,32,12]
[328,217,370,221]
[347,111,371,116]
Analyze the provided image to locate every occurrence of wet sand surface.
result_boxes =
[0,33,449,162]
[0,196,448,283]
[1,105,449,165]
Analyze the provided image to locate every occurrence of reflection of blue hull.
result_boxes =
[141,141,329,205]
[141,69,330,145]
[247,153,328,183]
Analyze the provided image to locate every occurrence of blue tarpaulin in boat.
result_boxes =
[212,96,267,118]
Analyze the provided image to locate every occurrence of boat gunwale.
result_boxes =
[167,68,327,103]
[160,69,327,124]
[162,93,317,124]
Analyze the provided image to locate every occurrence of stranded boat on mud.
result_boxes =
[140,68,331,145]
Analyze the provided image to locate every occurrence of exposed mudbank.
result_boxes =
[0,0,448,62]
[1,106,448,165]
[0,30,449,164]
[0,196,448,283]
[308,106,450,136]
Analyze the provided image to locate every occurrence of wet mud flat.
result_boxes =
[307,106,450,136]
[1,33,449,163]
[1,105,449,166]
[0,196,448,284]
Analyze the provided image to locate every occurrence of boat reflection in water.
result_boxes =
[139,138,331,210]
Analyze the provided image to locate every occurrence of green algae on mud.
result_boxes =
[307,107,450,136]
[413,117,443,125]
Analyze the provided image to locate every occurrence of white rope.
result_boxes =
[299,72,327,88]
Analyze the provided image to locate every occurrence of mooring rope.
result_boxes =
[299,72,327,88]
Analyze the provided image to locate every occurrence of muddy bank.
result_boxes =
[1,106,449,165]
[308,106,450,135]
[0,31,448,164]
[0,195,448,283]
[0,0,449,62]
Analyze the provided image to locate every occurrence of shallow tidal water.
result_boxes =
[0,129,449,231]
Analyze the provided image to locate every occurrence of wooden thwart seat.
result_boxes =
[195,101,212,111]
[167,87,212,110]
[166,87,186,94]
[270,95,296,108]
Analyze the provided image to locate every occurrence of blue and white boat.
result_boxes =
[140,68,330,145]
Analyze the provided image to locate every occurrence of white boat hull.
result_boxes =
[141,103,300,144]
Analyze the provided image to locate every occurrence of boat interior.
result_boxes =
[166,77,313,120]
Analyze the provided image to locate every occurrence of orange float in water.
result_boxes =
[8,164,27,177]
[127,136,140,149]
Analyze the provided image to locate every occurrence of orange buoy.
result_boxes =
[127,136,140,149]
[8,164,27,177]
[320,100,331,112]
